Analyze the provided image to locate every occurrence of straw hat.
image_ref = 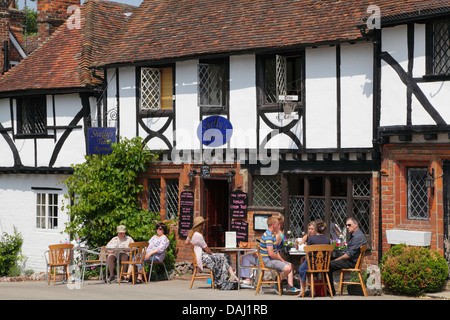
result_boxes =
[117,225,127,233]
[191,216,208,229]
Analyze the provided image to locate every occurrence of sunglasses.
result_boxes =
[346,224,353,227]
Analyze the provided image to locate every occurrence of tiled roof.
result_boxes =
[0,0,136,94]
[94,0,450,68]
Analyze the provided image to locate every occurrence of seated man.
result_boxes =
[260,216,299,294]
[328,217,367,294]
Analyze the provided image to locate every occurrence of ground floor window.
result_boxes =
[407,167,429,220]
[148,178,179,220]
[252,173,371,244]
[36,193,58,229]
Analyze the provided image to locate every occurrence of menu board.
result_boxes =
[178,191,194,238]
[229,190,248,219]
[230,220,248,244]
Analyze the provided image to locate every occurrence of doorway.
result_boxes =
[203,179,230,248]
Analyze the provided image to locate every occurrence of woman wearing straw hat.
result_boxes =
[185,216,237,288]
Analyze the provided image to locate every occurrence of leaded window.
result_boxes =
[17,96,47,136]
[427,18,450,75]
[260,54,302,105]
[140,67,173,110]
[148,177,180,221]
[253,175,281,207]
[407,168,429,220]
[287,175,371,243]
[198,59,228,107]
[165,179,179,221]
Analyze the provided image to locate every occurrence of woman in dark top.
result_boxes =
[297,219,331,297]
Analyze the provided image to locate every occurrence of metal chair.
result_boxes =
[45,244,74,285]
[119,242,148,285]
[189,244,214,289]
[81,246,108,285]
[254,243,282,296]
[146,258,170,282]
[338,245,368,296]
[303,244,334,298]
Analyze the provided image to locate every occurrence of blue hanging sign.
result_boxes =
[197,116,233,147]
[87,127,116,155]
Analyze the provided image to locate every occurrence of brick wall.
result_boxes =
[377,143,448,257]
[0,0,11,73]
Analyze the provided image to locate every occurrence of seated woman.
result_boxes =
[136,222,170,283]
[185,216,237,289]
[297,219,331,297]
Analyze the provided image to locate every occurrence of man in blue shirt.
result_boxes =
[260,216,299,294]
[328,217,367,295]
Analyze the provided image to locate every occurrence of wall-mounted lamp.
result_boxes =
[188,169,197,184]
[226,169,236,183]
[425,168,435,195]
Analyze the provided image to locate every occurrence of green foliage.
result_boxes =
[380,244,448,296]
[23,7,38,36]
[63,137,177,277]
[0,227,23,276]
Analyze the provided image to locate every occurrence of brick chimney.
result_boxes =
[0,0,11,73]
[37,0,80,45]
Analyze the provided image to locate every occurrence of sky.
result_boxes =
[16,0,144,10]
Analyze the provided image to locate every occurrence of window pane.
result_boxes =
[148,179,161,213]
[253,175,281,207]
[407,168,429,220]
[198,64,224,107]
[165,179,179,220]
[432,19,450,75]
[17,97,47,135]
[141,68,161,110]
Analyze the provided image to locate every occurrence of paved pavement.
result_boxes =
[0,277,448,301]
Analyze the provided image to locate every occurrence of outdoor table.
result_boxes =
[288,246,306,271]
[105,246,131,282]
[211,247,257,290]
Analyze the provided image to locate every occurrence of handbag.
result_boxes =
[220,281,238,290]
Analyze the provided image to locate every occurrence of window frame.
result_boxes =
[16,96,48,138]
[406,167,429,221]
[426,17,450,78]
[138,65,175,116]
[257,52,304,111]
[197,58,229,109]
[36,192,59,230]
[147,177,180,221]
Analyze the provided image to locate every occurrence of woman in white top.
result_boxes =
[185,216,237,289]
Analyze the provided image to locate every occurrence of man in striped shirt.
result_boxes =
[260,216,299,294]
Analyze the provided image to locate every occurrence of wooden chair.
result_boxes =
[119,242,148,285]
[189,245,214,289]
[46,244,74,285]
[338,245,368,296]
[303,244,334,298]
[81,246,108,285]
[254,243,282,296]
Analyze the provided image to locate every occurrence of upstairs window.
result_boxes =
[259,53,303,106]
[427,18,450,76]
[198,58,228,108]
[16,96,47,136]
[140,67,174,111]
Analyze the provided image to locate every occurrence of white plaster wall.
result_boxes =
[305,46,337,149]
[0,98,14,166]
[229,54,257,150]
[175,60,200,150]
[118,67,137,140]
[141,116,173,150]
[340,42,373,148]
[0,174,71,273]
[106,68,118,129]
[413,23,426,78]
[380,25,408,126]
